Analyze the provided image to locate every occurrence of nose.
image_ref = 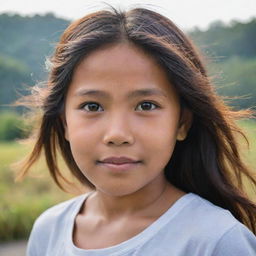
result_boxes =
[102,112,135,146]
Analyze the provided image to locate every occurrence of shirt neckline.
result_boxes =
[67,192,196,256]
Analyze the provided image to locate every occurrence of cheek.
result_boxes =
[65,112,100,142]
[142,115,179,164]
[145,112,179,142]
[65,121,100,169]
[70,131,97,153]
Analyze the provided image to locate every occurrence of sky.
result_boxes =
[0,0,256,30]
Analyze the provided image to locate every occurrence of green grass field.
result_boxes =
[237,119,256,167]
[0,141,72,241]
[0,119,255,241]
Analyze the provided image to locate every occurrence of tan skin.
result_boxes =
[63,42,193,249]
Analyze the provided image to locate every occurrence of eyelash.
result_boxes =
[79,101,160,112]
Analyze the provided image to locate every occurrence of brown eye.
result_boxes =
[82,102,103,112]
[137,101,158,111]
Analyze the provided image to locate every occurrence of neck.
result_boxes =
[87,177,183,221]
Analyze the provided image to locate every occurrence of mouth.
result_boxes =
[98,156,141,165]
[96,161,142,172]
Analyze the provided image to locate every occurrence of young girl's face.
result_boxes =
[63,43,190,196]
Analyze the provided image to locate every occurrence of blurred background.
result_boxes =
[0,0,256,254]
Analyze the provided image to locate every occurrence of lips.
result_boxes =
[99,156,140,165]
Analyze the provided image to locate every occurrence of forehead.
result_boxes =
[68,43,179,101]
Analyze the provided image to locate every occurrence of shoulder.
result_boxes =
[184,193,238,229]
[177,193,240,231]
[26,192,91,255]
[176,193,256,254]
[212,222,256,255]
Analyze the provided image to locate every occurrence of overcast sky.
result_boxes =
[1,0,255,30]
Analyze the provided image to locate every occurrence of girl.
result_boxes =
[17,6,256,256]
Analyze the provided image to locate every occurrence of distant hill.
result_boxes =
[0,12,69,81]
[0,12,255,110]
[189,19,256,60]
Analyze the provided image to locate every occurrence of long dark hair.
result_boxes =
[15,6,256,233]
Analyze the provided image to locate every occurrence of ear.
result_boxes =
[60,114,69,141]
[176,108,193,141]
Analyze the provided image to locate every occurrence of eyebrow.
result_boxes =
[74,88,168,99]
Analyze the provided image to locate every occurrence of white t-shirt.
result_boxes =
[26,192,256,256]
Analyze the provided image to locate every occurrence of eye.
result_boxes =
[79,101,159,112]
[81,102,103,112]
[136,101,159,111]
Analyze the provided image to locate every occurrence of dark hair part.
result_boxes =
[16,6,256,233]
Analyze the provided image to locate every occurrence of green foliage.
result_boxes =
[0,111,31,141]
[189,18,256,60]
[0,141,71,241]
[188,19,256,110]
[237,119,256,170]
[208,56,256,109]
[0,55,31,109]
[0,12,69,111]
[0,12,69,81]
[0,196,58,240]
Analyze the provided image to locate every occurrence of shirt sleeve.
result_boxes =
[213,223,256,256]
